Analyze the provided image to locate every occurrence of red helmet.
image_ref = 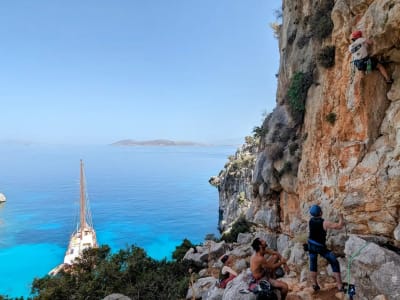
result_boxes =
[351,30,362,40]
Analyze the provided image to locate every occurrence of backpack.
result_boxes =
[253,280,278,300]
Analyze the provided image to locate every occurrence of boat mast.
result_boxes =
[80,160,86,232]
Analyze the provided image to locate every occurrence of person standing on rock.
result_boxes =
[349,30,393,84]
[250,238,288,300]
[308,204,344,292]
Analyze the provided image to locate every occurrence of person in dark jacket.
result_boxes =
[308,205,344,292]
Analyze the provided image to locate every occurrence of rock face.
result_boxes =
[344,235,400,299]
[211,0,400,298]
[213,0,400,245]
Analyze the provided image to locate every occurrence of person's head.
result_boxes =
[251,237,267,252]
[221,254,229,264]
[310,204,322,217]
[351,30,362,41]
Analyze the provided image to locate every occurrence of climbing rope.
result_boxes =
[346,241,369,299]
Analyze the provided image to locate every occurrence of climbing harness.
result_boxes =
[345,242,369,300]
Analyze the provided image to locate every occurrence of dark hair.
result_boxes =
[221,255,229,264]
[251,238,262,252]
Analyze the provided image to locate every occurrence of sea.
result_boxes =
[0,144,236,298]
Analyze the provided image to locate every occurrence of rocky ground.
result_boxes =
[183,233,399,300]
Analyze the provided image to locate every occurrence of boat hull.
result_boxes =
[64,226,98,265]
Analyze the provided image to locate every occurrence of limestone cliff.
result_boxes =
[196,1,400,299]
[213,0,400,244]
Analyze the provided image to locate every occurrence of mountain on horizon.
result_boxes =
[110,139,208,146]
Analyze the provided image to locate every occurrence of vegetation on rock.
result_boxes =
[220,215,252,243]
[286,71,313,123]
[317,45,336,68]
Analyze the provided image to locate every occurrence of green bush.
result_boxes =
[287,71,313,123]
[173,238,196,261]
[325,112,337,125]
[221,216,251,243]
[310,0,334,40]
[317,45,335,68]
[31,245,191,300]
[253,125,268,138]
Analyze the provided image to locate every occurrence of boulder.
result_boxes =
[344,235,400,299]
[186,277,218,300]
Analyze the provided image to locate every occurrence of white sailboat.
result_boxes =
[63,160,98,265]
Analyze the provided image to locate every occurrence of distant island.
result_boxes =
[111,139,208,146]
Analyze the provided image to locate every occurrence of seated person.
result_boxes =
[250,238,289,300]
[218,254,237,288]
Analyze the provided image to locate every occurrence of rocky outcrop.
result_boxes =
[344,235,400,300]
[213,0,400,251]
[210,0,400,298]
[0,193,6,202]
[186,234,399,299]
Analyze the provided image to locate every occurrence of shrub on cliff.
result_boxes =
[221,215,251,243]
[286,71,313,123]
[317,45,335,68]
[310,0,334,40]
[31,245,190,300]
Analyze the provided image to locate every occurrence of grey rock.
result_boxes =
[277,234,290,254]
[234,259,248,273]
[287,242,307,266]
[254,208,278,229]
[204,285,224,300]
[394,223,400,241]
[103,294,131,300]
[371,261,400,299]
[186,277,218,300]
[184,241,227,267]
[221,272,256,300]
[237,233,253,245]
[230,244,253,259]
[344,235,400,299]
[344,235,386,266]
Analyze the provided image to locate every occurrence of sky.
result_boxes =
[1,0,281,145]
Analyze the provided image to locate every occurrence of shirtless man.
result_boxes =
[250,237,289,300]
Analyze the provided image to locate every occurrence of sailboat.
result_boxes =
[63,160,98,265]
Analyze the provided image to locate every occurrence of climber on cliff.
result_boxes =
[217,254,237,288]
[250,238,289,300]
[349,30,393,84]
[308,204,344,292]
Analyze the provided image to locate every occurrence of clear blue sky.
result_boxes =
[1,0,281,145]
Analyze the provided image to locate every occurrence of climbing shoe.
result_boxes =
[312,284,320,292]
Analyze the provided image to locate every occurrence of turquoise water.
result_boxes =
[0,144,234,298]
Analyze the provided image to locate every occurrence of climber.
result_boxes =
[349,30,393,84]
[250,238,288,300]
[217,254,237,288]
[308,204,344,292]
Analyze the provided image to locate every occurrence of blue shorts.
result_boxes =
[308,241,340,273]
